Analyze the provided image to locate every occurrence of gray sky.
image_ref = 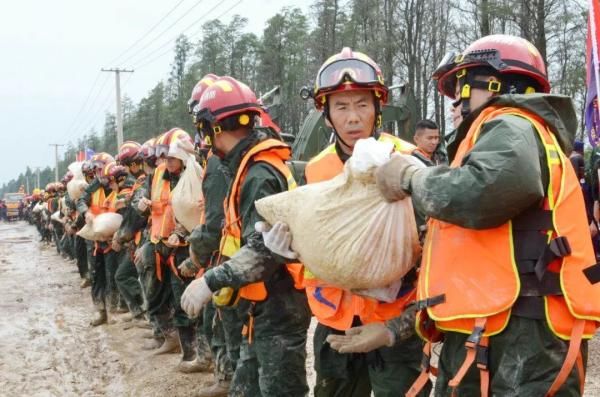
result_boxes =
[0,0,310,187]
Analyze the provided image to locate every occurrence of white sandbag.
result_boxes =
[92,212,123,240]
[60,197,68,216]
[50,211,61,222]
[68,161,84,181]
[77,223,98,241]
[32,202,44,213]
[171,156,204,233]
[67,179,88,201]
[255,139,421,290]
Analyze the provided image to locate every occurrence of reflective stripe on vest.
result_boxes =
[418,106,600,340]
[150,163,177,244]
[219,138,299,301]
[90,187,116,215]
[304,132,417,331]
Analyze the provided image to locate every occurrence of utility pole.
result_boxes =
[101,68,134,148]
[26,176,30,194]
[49,144,64,182]
[35,167,41,190]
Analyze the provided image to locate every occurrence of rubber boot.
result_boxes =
[90,307,107,326]
[177,326,210,373]
[153,330,180,355]
[195,379,230,397]
[142,336,164,350]
[80,277,91,288]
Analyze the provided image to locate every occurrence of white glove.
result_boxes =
[255,221,298,259]
[181,277,213,318]
[137,197,151,212]
[348,137,394,176]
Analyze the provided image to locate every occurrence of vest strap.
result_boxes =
[448,318,489,397]
[241,302,257,344]
[583,263,600,284]
[545,319,585,396]
[535,236,571,281]
[512,208,554,231]
[414,294,446,311]
[519,273,562,297]
[406,342,435,397]
[512,296,546,320]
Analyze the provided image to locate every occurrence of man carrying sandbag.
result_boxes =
[112,141,147,325]
[76,152,122,326]
[135,128,207,372]
[339,35,600,396]
[181,76,311,397]
[63,168,90,288]
[183,74,242,395]
[269,48,429,397]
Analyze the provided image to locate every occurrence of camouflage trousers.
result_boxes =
[229,330,309,397]
[313,322,430,397]
[141,242,194,330]
[74,235,89,279]
[86,240,119,310]
[115,247,144,317]
[435,316,587,397]
[203,303,243,382]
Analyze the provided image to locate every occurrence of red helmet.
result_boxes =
[155,128,193,161]
[45,183,57,193]
[188,74,219,114]
[116,141,142,164]
[141,137,157,161]
[313,47,388,110]
[90,152,115,172]
[102,161,128,182]
[433,34,550,98]
[195,76,262,135]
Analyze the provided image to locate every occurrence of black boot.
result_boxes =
[177,326,210,373]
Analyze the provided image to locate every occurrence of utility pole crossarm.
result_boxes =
[101,68,134,148]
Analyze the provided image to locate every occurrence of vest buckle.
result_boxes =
[583,263,600,285]
[414,294,446,311]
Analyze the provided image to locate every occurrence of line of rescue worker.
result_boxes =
[20,33,600,397]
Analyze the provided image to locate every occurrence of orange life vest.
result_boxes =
[219,138,303,302]
[304,132,417,331]
[129,173,146,246]
[417,106,600,338]
[89,186,117,215]
[150,163,177,244]
[413,106,600,396]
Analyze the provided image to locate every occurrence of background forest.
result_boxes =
[1,0,588,195]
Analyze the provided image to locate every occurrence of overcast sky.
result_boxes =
[0,0,310,187]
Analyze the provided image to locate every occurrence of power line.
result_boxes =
[61,72,102,140]
[66,81,116,145]
[135,0,243,70]
[106,0,187,66]
[78,74,135,146]
[118,0,207,67]
[64,73,112,142]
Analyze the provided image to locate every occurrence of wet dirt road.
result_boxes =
[0,221,598,396]
[0,222,212,396]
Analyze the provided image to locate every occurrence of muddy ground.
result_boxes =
[0,221,598,396]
